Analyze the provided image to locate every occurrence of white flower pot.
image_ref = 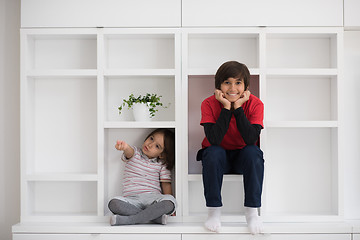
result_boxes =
[132,103,151,121]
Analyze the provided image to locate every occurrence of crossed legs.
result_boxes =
[108,198,175,225]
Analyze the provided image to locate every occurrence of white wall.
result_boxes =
[0,0,20,240]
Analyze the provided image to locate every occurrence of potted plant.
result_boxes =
[118,93,166,121]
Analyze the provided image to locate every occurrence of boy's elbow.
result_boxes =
[244,137,259,146]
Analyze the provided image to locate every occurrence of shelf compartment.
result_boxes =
[188,180,245,215]
[24,77,98,174]
[104,76,175,122]
[266,76,338,121]
[187,75,260,174]
[104,34,175,69]
[266,33,338,69]
[265,127,339,216]
[27,181,97,216]
[104,128,177,216]
[26,34,97,70]
[187,33,259,70]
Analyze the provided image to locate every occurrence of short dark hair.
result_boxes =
[215,61,250,90]
[145,128,175,170]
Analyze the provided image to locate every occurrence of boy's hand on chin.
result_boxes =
[234,90,251,109]
[214,89,231,110]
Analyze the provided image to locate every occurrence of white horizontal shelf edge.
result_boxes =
[188,174,243,182]
[265,27,342,34]
[103,28,181,34]
[12,221,354,234]
[265,121,338,128]
[22,28,98,35]
[266,68,338,76]
[104,121,176,129]
[183,27,263,34]
[104,69,175,76]
[188,68,260,76]
[27,69,98,77]
[25,173,98,181]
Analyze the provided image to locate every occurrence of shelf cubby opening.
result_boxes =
[104,76,175,122]
[27,34,97,70]
[187,75,260,174]
[266,33,338,69]
[265,127,339,216]
[24,77,97,174]
[27,181,97,216]
[104,128,177,216]
[104,34,175,70]
[266,76,338,121]
[188,33,259,70]
[188,180,245,215]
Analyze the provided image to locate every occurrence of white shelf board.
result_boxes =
[351,221,360,233]
[104,69,176,76]
[184,27,263,34]
[19,215,103,224]
[265,27,342,35]
[188,68,260,76]
[103,28,181,35]
[104,121,176,129]
[188,174,243,182]
[265,121,338,128]
[22,28,98,36]
[25,173,98,182]
[187,68,215,76]
[27,69,98,77]
[266,68,338,76]
[12,221,353,234]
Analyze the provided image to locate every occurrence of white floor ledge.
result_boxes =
[12,222,360,234]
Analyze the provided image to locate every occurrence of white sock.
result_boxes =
[244,207,263,234]
[205,207,221,232]
[110,214,117,226]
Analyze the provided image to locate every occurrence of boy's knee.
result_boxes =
[202,146,226,160]
[242,145,264,166]
[202,146,226,166]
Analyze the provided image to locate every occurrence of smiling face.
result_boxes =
[220,77,245,102]
[142,132,165,159]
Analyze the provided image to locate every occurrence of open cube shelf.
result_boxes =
[20,27,343,223]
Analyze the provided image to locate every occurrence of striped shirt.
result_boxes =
[121,146,171,197]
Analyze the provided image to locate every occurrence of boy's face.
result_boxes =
[220,77,246,103]
[142,132,165,159]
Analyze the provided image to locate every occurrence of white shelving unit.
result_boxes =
[20,28,182,222]
[20,29,99,222]
[18,26,345,239]
[183,27,343,222]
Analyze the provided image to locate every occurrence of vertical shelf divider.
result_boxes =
[97,28,105,218]
[181,30,190,220]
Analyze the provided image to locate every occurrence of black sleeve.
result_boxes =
[202,108,232,146]
[233,107,262,145]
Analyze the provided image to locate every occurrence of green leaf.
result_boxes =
[118,93,167,118]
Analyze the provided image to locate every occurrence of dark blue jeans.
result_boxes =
[200,145,264,208]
